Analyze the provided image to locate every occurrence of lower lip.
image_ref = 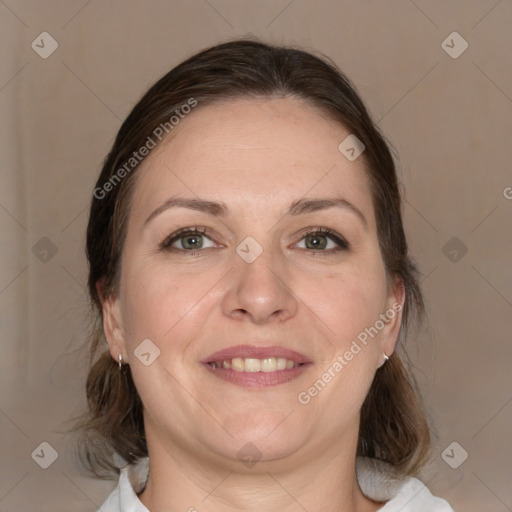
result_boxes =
[202,363,312,389]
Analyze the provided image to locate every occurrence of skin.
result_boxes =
[100,96,404,512]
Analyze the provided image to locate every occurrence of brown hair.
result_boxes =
[75,38,431,478]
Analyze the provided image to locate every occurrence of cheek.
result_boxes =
[301,267,386,416]
[120,271,209,408]
[120,263,221,354]
[120,234,388,355]
[304,262,388,341]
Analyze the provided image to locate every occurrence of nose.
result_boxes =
[221,245,298,324]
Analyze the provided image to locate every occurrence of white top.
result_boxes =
[98,456,455,511]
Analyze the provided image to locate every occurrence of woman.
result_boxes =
[77,39,455,511]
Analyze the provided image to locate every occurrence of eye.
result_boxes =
[160,227,217,253]
[159,226,350,257]
[295,227,349,255]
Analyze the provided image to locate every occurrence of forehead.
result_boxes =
[129,96,374,224]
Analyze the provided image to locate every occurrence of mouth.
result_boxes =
[207,357,303,371]
[201,345,312,389]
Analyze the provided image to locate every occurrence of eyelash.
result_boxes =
[159,226,350,257]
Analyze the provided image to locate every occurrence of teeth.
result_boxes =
[276,357,287,370]
[210,357,301,372]
[244,358,261,372]
[261,357,276,372]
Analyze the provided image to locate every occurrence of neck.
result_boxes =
[138,425,383,512]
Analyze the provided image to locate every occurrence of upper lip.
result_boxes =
[202,345,312,364]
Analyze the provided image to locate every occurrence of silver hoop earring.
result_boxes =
[118,354,123,369]
[383,354,389,362]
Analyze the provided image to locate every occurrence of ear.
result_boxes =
[96,278,129,364]
[377,275,405,367]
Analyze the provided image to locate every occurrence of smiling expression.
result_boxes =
[101,96,403,466]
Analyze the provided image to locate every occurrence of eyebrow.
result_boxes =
[144,196,367,228]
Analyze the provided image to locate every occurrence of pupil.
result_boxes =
[185,235,202,249]
[306,234,326,250]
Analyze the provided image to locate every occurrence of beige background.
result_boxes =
[1,1,511,510]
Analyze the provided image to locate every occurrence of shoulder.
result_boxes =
[379,476,455,511]
[97,458,150,512]
[100,456,454,512]
[356,457,455,511]
[97,485,120,512]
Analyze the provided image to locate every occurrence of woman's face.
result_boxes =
[103,96,403,468]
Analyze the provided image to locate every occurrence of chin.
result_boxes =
[207,410,306,464]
